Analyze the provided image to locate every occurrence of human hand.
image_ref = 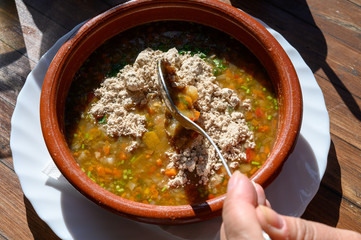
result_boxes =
[220,171,361,240]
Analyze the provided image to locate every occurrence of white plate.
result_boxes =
[11,13,330,240]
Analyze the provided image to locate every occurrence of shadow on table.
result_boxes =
[24,197,61,240]
[302,141,342,227]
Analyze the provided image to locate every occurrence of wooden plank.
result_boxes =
[0,162,60,239]
[231,0,361,100]
[0,0,27,54]
[23,197,60,240]
[302,183,361,232]
[9,1,68,67]
[307,0,361,50]
[22,0,113,31]
[0,98,14,170]
[316,75,361,150]
[0,162,35,240]
[267,0,361,50]
[322,134,361,208]
[0,41,30,106]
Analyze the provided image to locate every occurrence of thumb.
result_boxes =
[256,205,361,240]
[222,171,264,239]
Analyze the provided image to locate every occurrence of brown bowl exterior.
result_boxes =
[40,0,302,224]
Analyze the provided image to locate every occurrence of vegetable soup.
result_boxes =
[65,22,278,205]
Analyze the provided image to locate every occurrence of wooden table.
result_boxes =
[1,0,360,239]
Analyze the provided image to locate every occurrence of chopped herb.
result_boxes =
[161,186,167,192]
[130,155,136,163]
[197,52,207,59]
[221,177,226,183]
[179,96,189,106]
[213,58,227,70]
[116,185,124,192]
[98,115,107,124]
[267,115,272,120]
[117,160,125,166]
[251,161,260,166]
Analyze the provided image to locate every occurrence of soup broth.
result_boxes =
[65,22,278,205]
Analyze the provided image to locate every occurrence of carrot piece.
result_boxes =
[255,108,264,118]
[148,107,155,115]
[264,146,270,155]
[149,165,157,174]
[103,145,110,155]
[113,168,122,178]
[193,110,200,121]
[246,148,255,163]
[189,110,200,121]
[119,152,127,160]
[156,159,162,166]
[208,194,215,199]
[258,125,269,132]
[250,167,258,175]
[96,166,105,176]
[164,168,177,177]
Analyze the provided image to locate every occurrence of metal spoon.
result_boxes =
[157,59,232,177]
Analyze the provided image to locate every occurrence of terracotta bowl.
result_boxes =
[40,0,302,224]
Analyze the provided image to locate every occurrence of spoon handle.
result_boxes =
[188,122,232,177]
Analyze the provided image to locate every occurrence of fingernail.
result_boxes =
[227,171,241,191]
[259,205,285,230]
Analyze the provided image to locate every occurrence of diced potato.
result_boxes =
[142,131,160,150]
[166,119,183,138]
[185,86,199,102]
[239,163,252,173]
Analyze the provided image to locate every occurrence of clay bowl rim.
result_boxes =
[40,0,302,224]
